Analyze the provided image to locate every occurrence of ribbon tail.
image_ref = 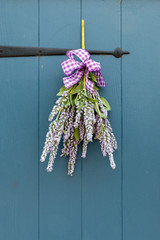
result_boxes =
[63,69,84,89]
[94,71,106,87]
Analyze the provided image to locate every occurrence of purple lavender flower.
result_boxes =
[81,133,88,158]
[68,139,79,176]
[83,100,94,142]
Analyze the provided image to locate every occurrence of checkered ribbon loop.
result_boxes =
[61,49,106,93]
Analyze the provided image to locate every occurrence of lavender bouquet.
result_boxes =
[40,49,117,176]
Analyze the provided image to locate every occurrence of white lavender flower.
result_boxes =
[48,91,69,121]
[83,100,94,142]
[46,107,69,172]
[94,90,107,117]
[40,75,117,175]
[79,119,84,140]
[105,129,116,169]
[68,139,78,176]
[74,91,84,128]
[81,133,88,158]
[61,106,75,157]
[40,120,57,162]
[106,119,117,150]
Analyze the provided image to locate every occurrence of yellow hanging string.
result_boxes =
[81,19,85,49]
[82,20,103,125]
[81,19,86,89]
[57,20,85,121]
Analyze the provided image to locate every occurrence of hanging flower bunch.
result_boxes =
[40,49,117,176]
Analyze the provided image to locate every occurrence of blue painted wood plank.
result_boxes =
[82,1,122,239]
[39,1,81,240]
[122,1,160,240]
[0,58,39,240]
[0,1,38,239]
[0,0,38,46]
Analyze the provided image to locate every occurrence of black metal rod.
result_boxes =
[0,46,130,58]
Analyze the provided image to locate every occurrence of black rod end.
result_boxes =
[113,48,130,58]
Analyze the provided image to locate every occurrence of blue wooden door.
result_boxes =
[0,1,160,240]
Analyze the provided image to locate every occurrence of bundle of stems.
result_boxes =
[40,73,117,176]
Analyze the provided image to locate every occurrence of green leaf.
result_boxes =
[89,72,97,82]
[87,97,98,103]
[65,99,71,107]
[81,78,84,89]
[75,97,79,106]
[103,106,109,113]
[71,81,83,95]
[74,128,79,141]
[72,95,77,105]
[100,96,111,111]
[96,123,105,139]
[94,85,99,91]
[57,85,66,96]
[83,92,98,102]
[69,94,73,106]
[71,85,81,94]
[96,130,102,139]
[101,123,105,132]
[94,103,107,118]
[78,101,85,110]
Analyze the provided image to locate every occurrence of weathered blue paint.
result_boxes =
[39,1,82,240]
[0,0,160,240]
[122,1,160,240]
[0,1,39,240]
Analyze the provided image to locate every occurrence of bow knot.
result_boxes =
[61,49,106,93]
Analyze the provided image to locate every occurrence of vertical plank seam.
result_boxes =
[38,0,40,240]
[120,1,123,240]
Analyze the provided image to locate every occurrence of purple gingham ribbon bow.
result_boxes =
[61,49,106,93]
